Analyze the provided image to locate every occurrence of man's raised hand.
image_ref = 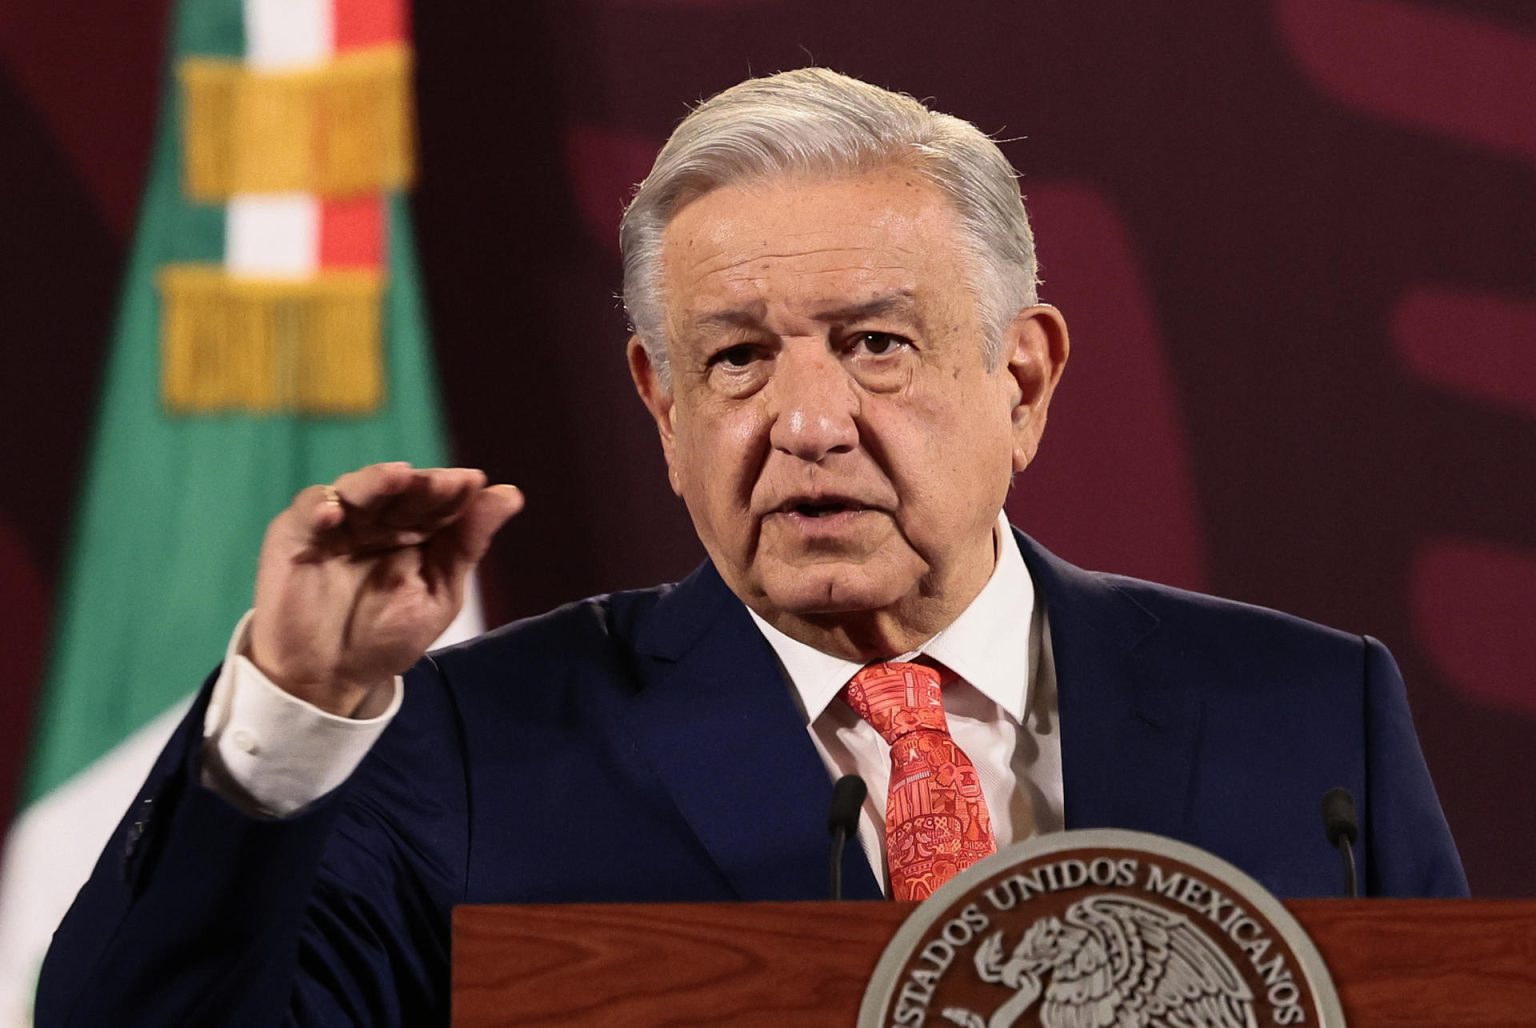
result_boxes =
[248,463,524,716]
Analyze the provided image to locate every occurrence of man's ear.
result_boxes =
[627,336,683,494]
[1003,305,1070,473]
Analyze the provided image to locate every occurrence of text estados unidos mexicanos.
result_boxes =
[888,857,1307,1027]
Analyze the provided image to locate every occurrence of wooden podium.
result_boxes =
[454,899,1536,1026]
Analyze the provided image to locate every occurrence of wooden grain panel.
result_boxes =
[454,902,907,1026]
[1291,900,1536,1026]
[454,900,1536,1027]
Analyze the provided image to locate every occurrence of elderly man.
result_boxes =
[38,68,1464,1025]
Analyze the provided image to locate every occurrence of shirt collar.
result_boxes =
[747,513,1035,724]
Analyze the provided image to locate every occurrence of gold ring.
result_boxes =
[321,485,342,506]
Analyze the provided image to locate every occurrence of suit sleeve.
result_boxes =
[1360,636,1469,897]
[35,660,467,1026]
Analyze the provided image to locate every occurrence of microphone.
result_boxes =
[1321,787,1360,898]
[827,774,867,900]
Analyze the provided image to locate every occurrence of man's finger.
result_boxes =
[276,483,352,547]
[432,484,525,569]
[373,469,487,529]
[331,466,484,529]
[310,466,483,547]
[276,465,504,561]
[273,462,411,546]
[329,461,420,511]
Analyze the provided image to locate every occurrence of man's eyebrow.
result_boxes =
[684,291,920,334]
[814,291,919,324]
[687,305,766,333]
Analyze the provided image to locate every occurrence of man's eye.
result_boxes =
[713,344,761,368]
[851,332,910,356]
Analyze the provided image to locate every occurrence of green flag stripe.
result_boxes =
[22,0,452,803]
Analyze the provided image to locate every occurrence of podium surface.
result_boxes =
[454,899,1536,1026]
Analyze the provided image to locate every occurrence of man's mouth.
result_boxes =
[790,501,860,518]
[769,495,874,522]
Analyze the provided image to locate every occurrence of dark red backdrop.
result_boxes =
[2,0,1532,895]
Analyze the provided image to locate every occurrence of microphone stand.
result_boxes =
[827,775,867,901]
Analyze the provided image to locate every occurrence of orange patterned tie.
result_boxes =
[842,661,996,901]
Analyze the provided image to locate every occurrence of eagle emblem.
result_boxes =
[940,894,1256,1028]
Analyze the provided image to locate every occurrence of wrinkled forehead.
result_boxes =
[656,169,972,325]
[660,162,948,243]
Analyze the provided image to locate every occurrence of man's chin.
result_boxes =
[754,565,913,619]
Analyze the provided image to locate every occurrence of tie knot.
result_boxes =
[842,661,949,745]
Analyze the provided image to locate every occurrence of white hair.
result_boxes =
[619,67,1040,389]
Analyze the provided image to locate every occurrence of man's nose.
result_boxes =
[767,344,858,462]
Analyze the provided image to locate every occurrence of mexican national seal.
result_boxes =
[859,829,1344,1028]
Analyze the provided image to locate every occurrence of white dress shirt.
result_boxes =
[202,517,1066,892]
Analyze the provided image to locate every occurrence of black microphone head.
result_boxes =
[827,774,867,836]
[1321,787,1359,847]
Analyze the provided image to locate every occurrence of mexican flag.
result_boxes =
[0,1,478,1021]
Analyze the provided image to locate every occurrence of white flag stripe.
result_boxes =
[0,700,191,1028]
[243,0,333,70]
[226,193,320,277]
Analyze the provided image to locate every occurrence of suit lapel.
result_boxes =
[1015,531,1201,838]
[623,562,882,901]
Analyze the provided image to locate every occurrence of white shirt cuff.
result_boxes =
[201,611,403,817]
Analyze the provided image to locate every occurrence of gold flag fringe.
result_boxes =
[159,265,384,414]
[180,45,415,200]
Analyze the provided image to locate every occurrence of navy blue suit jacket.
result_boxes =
[37,531,1466,1025]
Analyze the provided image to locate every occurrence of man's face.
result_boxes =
[630,167,1065,654]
